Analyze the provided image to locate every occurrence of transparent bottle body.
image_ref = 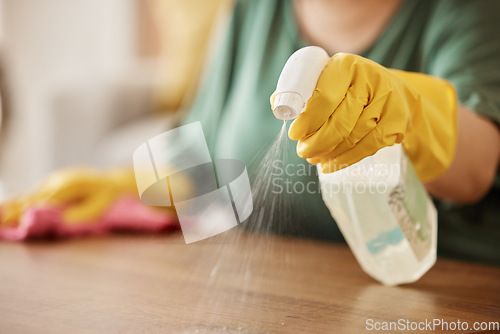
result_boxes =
[319,144,437,286]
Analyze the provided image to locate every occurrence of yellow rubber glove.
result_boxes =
[0,167,138,227]
[287,53,457,182]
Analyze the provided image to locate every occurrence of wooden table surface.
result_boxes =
[0,230,498,334]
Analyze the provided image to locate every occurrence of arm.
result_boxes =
[419,1,500,204]
[425,105,500,204]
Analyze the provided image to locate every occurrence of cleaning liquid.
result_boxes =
[273,46,437,286]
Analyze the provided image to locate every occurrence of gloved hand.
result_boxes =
[0,167,180,240]
[284,53,457,182]
[0,167,138,227]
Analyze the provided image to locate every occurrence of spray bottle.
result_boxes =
[273,46,437,286]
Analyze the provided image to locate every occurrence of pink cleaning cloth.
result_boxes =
[0,196,179,241]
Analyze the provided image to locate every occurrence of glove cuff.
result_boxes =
[391,70,458,183]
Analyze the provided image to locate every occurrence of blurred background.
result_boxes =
[0,0,233,199]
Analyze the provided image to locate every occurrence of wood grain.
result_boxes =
[0,231,498,333]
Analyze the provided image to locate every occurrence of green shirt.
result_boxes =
[184,0,500,265]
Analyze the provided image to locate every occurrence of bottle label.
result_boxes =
[387,154,433,262]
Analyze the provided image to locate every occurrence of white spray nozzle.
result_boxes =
[273,46,330,120]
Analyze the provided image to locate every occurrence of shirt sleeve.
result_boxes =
[423,0,500,125]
